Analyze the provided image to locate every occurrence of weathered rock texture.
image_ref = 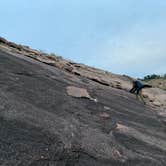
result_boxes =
[0,37,166,166]
[1,37,166,111]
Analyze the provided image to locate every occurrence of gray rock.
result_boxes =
[0,46,166,166]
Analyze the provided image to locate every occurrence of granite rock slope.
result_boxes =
[0,37,166,166]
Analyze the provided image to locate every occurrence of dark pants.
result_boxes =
[129,81,146,104]
[129,87,141,95]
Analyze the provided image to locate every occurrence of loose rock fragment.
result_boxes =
[104,106,111,110]
[66,86,92,99]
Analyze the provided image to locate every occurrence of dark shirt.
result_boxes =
[133,80,144,89]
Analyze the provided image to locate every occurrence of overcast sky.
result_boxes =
[0,0,166,77]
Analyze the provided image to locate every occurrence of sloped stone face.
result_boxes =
[1,37,166,111]
[143,88,166,109]
[0,39,166,165]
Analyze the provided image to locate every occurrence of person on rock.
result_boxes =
[129,80,152,104]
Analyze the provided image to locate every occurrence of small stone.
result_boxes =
[41,155,45,159]
[112,147,122,159]
[91,98,98,103]
[104,106,111,110]
[142,94,148,98]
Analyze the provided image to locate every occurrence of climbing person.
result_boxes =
[129,80,152,104]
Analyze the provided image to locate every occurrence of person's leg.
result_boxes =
[136,88,140,95]
[130,81,137,93]
[129,87,136,93]
[138,89,146,104]
[134,88,139,100]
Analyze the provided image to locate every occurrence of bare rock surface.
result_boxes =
[1,37,166,111]
[0,38,166,165]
